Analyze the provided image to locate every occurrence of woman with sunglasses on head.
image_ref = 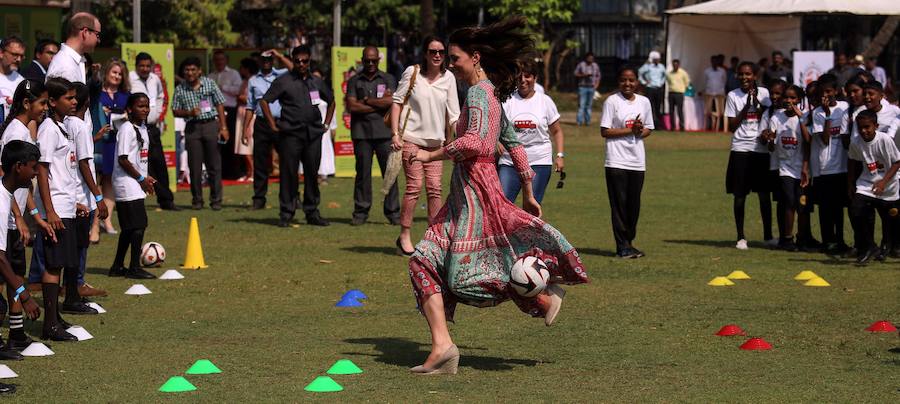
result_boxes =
[498,58,564,204]
[391,36,461,256]
[407,17,588,375]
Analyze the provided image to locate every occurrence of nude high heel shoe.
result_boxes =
[544,284,566,326]
[409,344,459,375]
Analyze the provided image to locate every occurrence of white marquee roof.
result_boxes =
[667,0,900,16]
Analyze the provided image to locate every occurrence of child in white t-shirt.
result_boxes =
[36,77,93,341]
[724,61,773,250]
[809,74,851,253]
[109,93,157,279]
[600,67,653,259]
[847,109,900,265]
[0,79,53,351]
[66,82,109,299]
[766,84,810,252]
[760,79,786,247]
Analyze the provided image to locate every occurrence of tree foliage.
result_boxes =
[488,0,579,50]
[94,0,240,48]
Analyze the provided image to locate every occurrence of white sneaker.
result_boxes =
[736,239,749,250]
[764,238,778,248]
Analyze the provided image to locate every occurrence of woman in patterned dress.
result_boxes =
[407,17,589,375]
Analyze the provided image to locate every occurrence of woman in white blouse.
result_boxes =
[390,36,461,255]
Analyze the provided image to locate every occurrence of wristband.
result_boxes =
[137,175,146,182]
[95,194,104,203]
[29,208,39,216]
[13,285,25,302]
[556,152,565,158]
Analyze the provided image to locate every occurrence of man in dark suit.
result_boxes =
[20,39,58,82]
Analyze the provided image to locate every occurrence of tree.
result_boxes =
[421,0,435,36]
[343,0,420,46]
[488,0,580,90]
[93,0,240,48]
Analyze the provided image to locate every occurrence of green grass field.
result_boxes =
[8,121,900,402]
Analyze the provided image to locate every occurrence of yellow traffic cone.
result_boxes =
[181,217,208,269]
[793,270,818,281]
[727,270,751,280]
[803,277,830,287]
[707,276,735,286]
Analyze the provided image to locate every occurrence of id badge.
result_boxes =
[69,151,78,169]
[200,99,212,113]
[140,149,149,165]
[376,84,386,98]
[309,90,321,105]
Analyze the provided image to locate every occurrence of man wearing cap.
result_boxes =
[638,51,666,130]
[244,49,293,210]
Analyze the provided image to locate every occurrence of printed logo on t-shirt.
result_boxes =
[828,125,841,136]
[514,120,536,130]
[866,161,882,173]
[746,112,758,122]
[625,119,636,128]
[780,134,798,150]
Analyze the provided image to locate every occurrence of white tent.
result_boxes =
[665,0,900,93]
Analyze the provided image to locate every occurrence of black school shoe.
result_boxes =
[7,336,33,352]
[797,236,823,252]
[0,343,23,361]
[778,238,800,252]
[306,215,330,227]
[41,325,77,342]
[61,300,99,315]
[0,383,16,394]
[125,267,156,279]
[616,248,637,259]
[856,247,881,266]
[630,247,646,258]
[108,266,127,277]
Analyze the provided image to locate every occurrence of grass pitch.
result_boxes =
[8,121,899,402]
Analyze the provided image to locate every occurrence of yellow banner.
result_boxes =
[121,43,176,191]
[331,47,388,177]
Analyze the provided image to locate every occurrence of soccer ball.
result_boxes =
[140,242,166,267]
[509,255,550,298]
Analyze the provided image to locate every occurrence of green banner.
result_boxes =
[331,47,388,178]
[121,43,177,192]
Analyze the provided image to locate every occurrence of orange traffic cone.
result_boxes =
[181,217,208,269]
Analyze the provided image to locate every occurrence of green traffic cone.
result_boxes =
[159,376,197,393]
[186,359,222,375]
[304,376,343,392]
[327,359,363,375]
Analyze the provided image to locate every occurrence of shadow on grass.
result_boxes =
[665,239,770,249]
[343,337,546,371]
[888,347,900,354]
[577,248,617,257]
[786,257,855,266]
[341,246,398,256]
[227,217,284,226]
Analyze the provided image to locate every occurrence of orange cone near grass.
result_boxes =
[865,320,897,333]
[181,217,208,269]
[740,337,772,351]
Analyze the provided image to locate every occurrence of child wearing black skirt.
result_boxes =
[108,93,157,279]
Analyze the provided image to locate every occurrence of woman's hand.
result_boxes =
[554,156,564,173]
[523,196,542,218]
[413,149,432,163]
[391,134,403,151]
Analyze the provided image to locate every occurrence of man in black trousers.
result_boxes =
[259,45,333,227]
[346,46,399,226]
[130,52,178,209]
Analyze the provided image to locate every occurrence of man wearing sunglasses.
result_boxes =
[346,46,400,226]
[47,12,100,85]
[260,45,334,228]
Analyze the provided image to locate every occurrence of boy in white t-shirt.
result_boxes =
[0,140,43,372]
[847,110,900,265]
[766,84,810,251]
[809,74,851,253]
[600,67,654,259]
[109,93,157,279]
[859,81,900,259]
[67,82,109,298]
[725,61,773,250]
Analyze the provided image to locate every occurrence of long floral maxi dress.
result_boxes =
[409,80,588,321]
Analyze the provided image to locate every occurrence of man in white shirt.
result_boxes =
[130,52,178,210]
[703,55,727,132]
[865,57,889,90]
[208,50,243,178]
[46,12,100,85]
[0,36,25,120]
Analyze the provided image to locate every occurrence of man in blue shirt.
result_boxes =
[244,50,292,210]
[638,51,666,131]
